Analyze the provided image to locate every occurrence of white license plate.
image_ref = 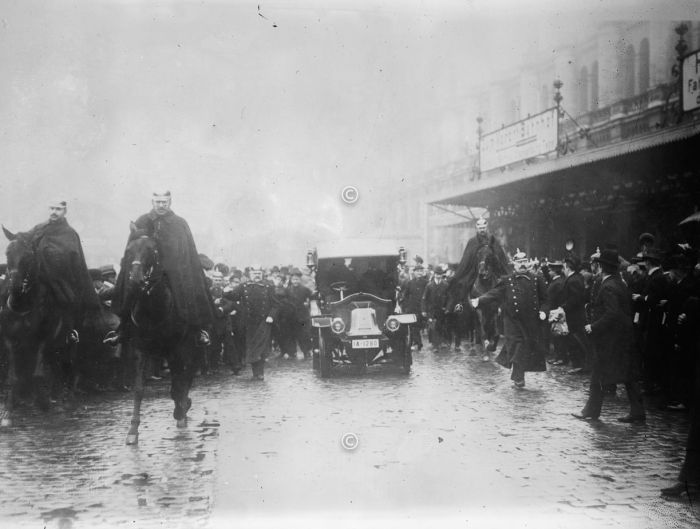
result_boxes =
[352,339,379,349]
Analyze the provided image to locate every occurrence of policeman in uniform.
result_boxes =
[221,270,245,374]
[472,250,548,388]
[224,265,280,380]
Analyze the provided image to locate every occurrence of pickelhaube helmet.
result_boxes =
[512,249,528,263]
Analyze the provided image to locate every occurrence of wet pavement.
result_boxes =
[0,343,698,528]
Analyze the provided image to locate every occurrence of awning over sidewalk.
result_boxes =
[429,120,700,209]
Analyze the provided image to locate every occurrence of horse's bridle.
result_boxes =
[128,236,161,296]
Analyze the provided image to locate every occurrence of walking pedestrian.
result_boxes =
[572,249,645,422]
[224,265,280,380]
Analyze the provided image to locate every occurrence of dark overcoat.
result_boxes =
[421,279,449,317]
[479,272,547,372]
[113,210,214,327]
[560,271,587,331]
[401,276,428,315]
[225,281,280,364]
[286,284,312,323]
[588,273,634,384]
[543,275,565,313]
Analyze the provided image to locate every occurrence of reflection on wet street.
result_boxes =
[0,383,220,529]
[1,345,698,528]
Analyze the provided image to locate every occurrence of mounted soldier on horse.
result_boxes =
[447,217,509,357]
[1,199,104,427]
[107,190,214,444]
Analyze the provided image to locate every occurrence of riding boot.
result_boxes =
[251,360,265,380]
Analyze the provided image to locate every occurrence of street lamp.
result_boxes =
[473,116,483,180]
[553,79,563,117]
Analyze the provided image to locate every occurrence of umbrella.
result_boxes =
[678,212,700,247]
[679,212,700,226]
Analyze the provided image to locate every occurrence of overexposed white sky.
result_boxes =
[0,0,696,266]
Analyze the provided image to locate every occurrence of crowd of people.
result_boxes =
[1,194,699,500]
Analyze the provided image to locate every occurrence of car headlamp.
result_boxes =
[331,318,346,334]
[385,316,401,332]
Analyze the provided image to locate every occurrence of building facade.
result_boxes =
[385,19,700,265]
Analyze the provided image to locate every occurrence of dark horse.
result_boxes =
[120,224,200,445]
[0,227,79,427]
[469,245,501,358]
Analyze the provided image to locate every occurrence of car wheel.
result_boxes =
[319,330,332,378]
[401,327,412,374]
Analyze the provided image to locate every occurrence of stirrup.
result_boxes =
[67,329,80,344]
[196,330,211,346]
[103,330,120,345]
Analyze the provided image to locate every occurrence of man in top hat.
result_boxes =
[636,247,670,395]
[543,260,566,365]
[19,199,103,343]
[450,217,509,303]
[558,254,590,373]
[472,250,548,388]
[573,249,645,422]
[421,265,450,349]
[661,250,700,498]
[660,253,698,409]
[637,232,656,259]
[107,190,214,346]
[223,265,280,379]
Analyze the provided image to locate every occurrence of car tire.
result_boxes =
[319,330,332,378]
[401,327,412,374]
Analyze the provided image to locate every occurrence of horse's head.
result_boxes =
[3,226,36,296]
[476,245,497,280]
[124,223,159,288]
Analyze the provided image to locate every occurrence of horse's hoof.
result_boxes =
[176,418,187,428]
[0,417,12,428]
[126,434,139,445]
[482,355,490,362]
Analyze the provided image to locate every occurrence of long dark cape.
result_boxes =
[26,218,102,320]
[113,210,214,327]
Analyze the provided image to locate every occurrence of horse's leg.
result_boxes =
[1,339,17,427]
[60,342,79,411]
[32,340,51,411]
[486,310,499,352]
[126,342,146,445]
[169,347,192,428]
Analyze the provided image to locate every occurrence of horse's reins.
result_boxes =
[5,271,33,315]
[129,242,167,330]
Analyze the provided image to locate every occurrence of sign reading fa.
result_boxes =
[682,49,700,112]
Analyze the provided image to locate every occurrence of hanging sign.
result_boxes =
[480,108,558,172]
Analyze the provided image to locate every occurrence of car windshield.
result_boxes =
[316,255,398,301]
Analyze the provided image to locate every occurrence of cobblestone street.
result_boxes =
[0,344,697,528]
